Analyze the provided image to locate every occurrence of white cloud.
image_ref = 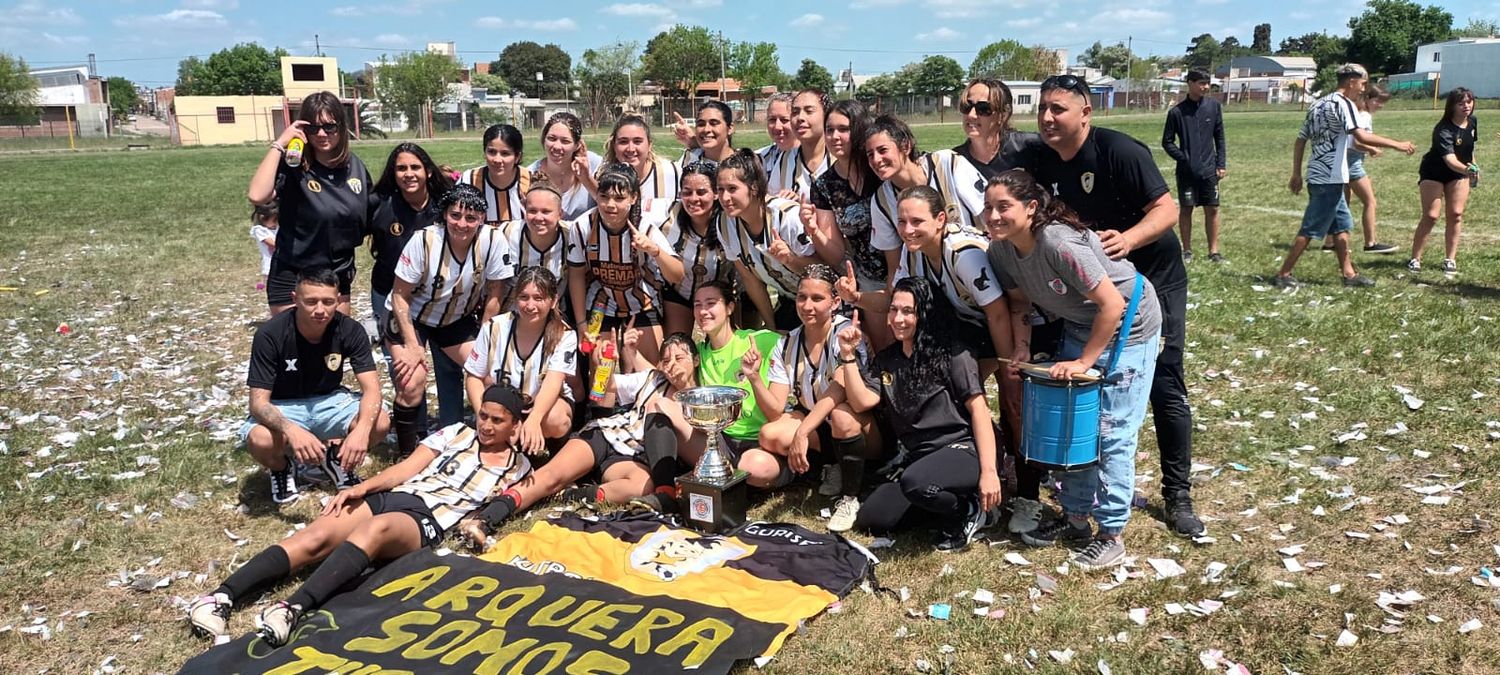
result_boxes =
[603,3,677,19]
[1096,8,1171,26]
[915,27,962,40]
[476,17,577,30]
[113,9,228,30]
[12,1,82,25]
[182,0,240,9]
[40,32,89,45]
[329,3,423,17]
[790,13,824,28]
[372,33,409,47]
[1006,17,1044,28]
[929,0,1011,18]
[669,0,722,6]
[849,0,908,8]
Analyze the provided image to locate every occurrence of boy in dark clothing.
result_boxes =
[1162,70,1228,263]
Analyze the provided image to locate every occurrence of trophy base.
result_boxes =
[677,470,750,534]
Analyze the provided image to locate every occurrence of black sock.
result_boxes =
[393,403,423,457]
[287,542,370,611]
[215,545,290,603]
[834,434,867,498]
[476,490,521,530]
[641,413,681,491]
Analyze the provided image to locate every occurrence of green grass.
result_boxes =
[1,109,1498,673]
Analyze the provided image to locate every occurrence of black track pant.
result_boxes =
[855,443,979,535]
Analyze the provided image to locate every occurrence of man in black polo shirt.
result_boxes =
[241,269,389,505]
[1163,70,1228,263]
[1026,74,1203,537]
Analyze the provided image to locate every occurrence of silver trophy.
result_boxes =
[675,386,747,483]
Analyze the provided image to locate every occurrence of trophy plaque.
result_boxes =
[674,386,751,534]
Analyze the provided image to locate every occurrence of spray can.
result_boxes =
[285,137,305,168]
[580,299,607,354]
[1469,164,1480,188]
[589,342,617,403]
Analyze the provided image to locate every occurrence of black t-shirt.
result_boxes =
[1419,117,1479,181]
[247,310,377,400]
[810,164,884,284]
[368,193,443,296]
[273,154,377,274]
[953,131,1044,180]
[1030,127,1186,292]
[862,346,983,456]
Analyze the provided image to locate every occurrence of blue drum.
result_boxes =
[1022,367,1102,472]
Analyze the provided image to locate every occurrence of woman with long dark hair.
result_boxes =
[673,100,738,165]
[953,78,1042,179]
[527,112,602,220]
[387,184,511,454]
[462,124,529,225]
[718,149,821,330]
[765,89,831,199]
[567,164,684,364]
[464,267,578,457]
[1409,87,1480,274]
[249,91,371,316]
[693,279,783,466]
[369,142,456,443]
[658,161,733,336]
[603,115,680,219]
[983,169,1161,570]
[804,99,888,345]
[843,277,1000,552]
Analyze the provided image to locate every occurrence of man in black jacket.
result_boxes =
[1163,71,1228,263]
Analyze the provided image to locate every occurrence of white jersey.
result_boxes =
[393,423,532,531]
[585,369,673,456]
[632,157,681,221]
[658,202,733,300]
[527,152,603,221]
[720,197,813,297]
[566,208,677,317]
[764,146,830,199]
[461,166,530,225]
[893,230,1003,326]
[251,223,276,275]
[497,218,570,292]
[769,314,868,412]
[871,149,987,251]
[465,311,580,402]
[393,224,510,328]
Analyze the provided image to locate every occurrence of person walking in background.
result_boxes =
[1162,70,1227,263]
[1331,85,1399,255]
[1409,87,1480,275]
[1277,64,1415,289]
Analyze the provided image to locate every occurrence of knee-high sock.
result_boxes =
[286,542,370,611]
[392,403,423,457]
[642,413,681,493]
[834,434,867,498]
[214,545,290,604]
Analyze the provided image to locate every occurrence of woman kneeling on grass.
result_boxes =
[843,277,1002,552]
[188,384,532,646]
[983,170,1161,570]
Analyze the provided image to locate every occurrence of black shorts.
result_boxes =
[1418,159,1467,185]
[772,298,802,331]
[1176,173,1220,208]
[660,286,691,309]
[267,261,354,307]
[382,312,481,350]
[599,308,662,332]
[581,427,645,479]
[364,491,442,547]
[952,319,998,360]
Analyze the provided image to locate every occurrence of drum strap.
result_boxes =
[1103,274,1145,381]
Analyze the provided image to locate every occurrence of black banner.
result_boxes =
[180,550,787,675]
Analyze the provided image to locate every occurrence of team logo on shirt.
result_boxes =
[325,353,343,371]
[881,371,893,386]
[307,179,323,193]
[973,267,992,292]
[1080,172,1095,194]
[390,222,403,236]
[347,178,364,194]
[285,359,299,372]
[1049,278,1067,295]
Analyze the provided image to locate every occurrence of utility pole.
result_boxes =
[718,30,727,102]
[1126,35,1132,110]
[315,34,322,57]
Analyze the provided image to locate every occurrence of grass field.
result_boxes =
[1,108,1498,674]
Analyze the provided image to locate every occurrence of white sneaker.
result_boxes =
[828,496,860,533]
[1007,497,1043,534]
[187,592,231,640]
[256,601,302,647]
[817,464,842,497]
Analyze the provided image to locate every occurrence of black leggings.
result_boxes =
[855,443,979,535]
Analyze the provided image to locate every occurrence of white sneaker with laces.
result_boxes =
[1007,497,1043,534]
[256,601,302,647]
[827,496,860,532]
[817,464,842,497]
[187,592,231,640]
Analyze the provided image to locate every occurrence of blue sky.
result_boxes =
[5,0,1497,87]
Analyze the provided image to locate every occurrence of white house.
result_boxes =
[1220,56,1317,79]
[1415,37,1500,74]
[24,65,111,137]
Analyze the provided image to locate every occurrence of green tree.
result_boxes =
[0,52,41,125]
[374,51,462,137]
[790,59,836,93]
[356,100,387,139]
[912,55,964,118]
[575,41,638,125]
[641,25,719,98]
[1281,32,1351,72]
[854,72,901,105]
[1081,41,1132,78]
[1452,18,1499,38]
[470,71,508,94]
[1346,0,1453,75]
[969,40,1057,81]
[106,77,141,121]
[728,41,785,92]
[1253,23,1273,53]
[1312,64,1338,95]
[491,41,571,98]
[1185,34,1225,72]
[176,43,287,96]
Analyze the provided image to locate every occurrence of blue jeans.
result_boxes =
[371,288,466,429]
[1298,183,1354,239]
[1055,333,1160,536]
[238,389,361,443]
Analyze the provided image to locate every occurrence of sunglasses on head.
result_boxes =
[1040,74,1091,98]
[959,99,996,116]
[305,122,340,136]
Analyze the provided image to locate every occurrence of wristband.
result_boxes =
[838,356,858,365]
[269,143,285,154]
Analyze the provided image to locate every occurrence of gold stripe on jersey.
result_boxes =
[727,205,801,296]
[587,370,672,454]
[411,226,495,328]
[638,158,680,205]
[662,203,730,298]
[467,167,531,224]
[581,211,655,316]
[500,219,567,282]
[392,424,531,530]
[899,233,990,324]
[780,316,851,411]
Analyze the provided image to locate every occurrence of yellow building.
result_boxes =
[173,56,354,146]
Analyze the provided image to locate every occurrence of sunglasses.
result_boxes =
[959,99,996,116]
[1040,74,1092,98]
[305,122,340,136]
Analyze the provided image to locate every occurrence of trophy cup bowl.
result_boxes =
[675,386,747,484]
